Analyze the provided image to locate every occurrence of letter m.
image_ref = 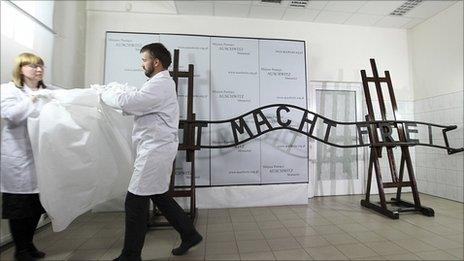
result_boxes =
[231,117,254,144]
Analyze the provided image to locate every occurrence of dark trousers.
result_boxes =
[120,191,196,259]
[9,214,42,254]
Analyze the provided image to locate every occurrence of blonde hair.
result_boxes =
[12,53,46,88]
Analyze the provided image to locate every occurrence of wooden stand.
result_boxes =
[149,49,198,227]
[360,59,434,219]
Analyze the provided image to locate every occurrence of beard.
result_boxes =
[144,66,154,78]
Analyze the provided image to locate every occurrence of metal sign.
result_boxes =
[181,103,463,154]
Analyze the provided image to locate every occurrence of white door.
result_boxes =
[310,82,365,196]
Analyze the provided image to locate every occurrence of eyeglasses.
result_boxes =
[25,64,45,69]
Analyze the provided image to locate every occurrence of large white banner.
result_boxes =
[105,33,159,87]
[104,32,308,187]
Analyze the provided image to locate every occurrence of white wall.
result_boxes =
[52,0,87,88]
[409,1,464,202]
[409,1,463,100]
[85,9,414,101]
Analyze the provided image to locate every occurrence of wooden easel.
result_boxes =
[360,59,434,219]
[149,49,198,227]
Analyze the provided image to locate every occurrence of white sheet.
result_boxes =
[28,88,134,231]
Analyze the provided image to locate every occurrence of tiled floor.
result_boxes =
[1,193,463,260]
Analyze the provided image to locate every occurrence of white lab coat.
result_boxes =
[116,70,179,196]
[0,82,46,193]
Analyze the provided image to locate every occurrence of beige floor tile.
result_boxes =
[444,248,464,259]
[237,239,270,254]
[304,217,331,226]
[444,233,464,244]
[99,247,121,261]
[336,223,371,233]
[205,241,237,256]
[240,251,276,260]
[146,230,178,240]
[2,194,462,261]
[418,235,464,250]
[142,240,175,255]
[257,220,284,230]
[78,236,119,250]
[44,238,88,251]
[272,248,312,260]
[305,245,348,260]
[253,214,278,222]
[372,229,413,241]
[354,255,386,260]
[288,227,318,238]
[233,222,260,232]
[261,228,292,239]
[61,229,100,240]
[207,223,234,233]
[416,250,461,260]
[360,221,395,231]
[205,253,240,260]
[206,231,236,243]
[91,228,124,239]
[381,253,421,260]
[423,223,461,236]
[321,233,359,245]
[234,230,264,241]
[326,216,356,225]
[312,225,344,235]
[43,249,74,260]
[274,214,300,221]
[207,217,231,225]
[231,215,255,223]
[349,231,385,243]
[266,237,300,251]
[67,249,107,260]
[364,240,410,256]
[281,219,307,228]
[393,238,437,253]
[335,243,378,259]
[295,235,330,248]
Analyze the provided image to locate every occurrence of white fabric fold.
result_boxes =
[28,88,134,231]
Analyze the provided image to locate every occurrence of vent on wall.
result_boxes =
[289,0,309,8]
[390,0,423,16]
[261,0,282,4]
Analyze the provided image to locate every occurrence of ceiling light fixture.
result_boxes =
[390,0,423,16]
[289,0,309,8]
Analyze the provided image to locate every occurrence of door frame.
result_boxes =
[308,81,366,197]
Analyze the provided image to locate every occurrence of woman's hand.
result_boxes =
[30,95,38,103]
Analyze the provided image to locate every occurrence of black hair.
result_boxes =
[140,43,172,69]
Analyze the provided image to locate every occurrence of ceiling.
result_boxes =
[87,0,459,29]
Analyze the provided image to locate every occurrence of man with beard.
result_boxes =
[111,43,202,261]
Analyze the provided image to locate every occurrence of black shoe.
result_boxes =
[171,233,203,256]
[14,250,36,261]
[28,245,45,259]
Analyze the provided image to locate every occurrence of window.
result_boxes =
[1,1,54,49]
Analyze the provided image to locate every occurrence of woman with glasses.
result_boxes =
[1,53,50,261]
